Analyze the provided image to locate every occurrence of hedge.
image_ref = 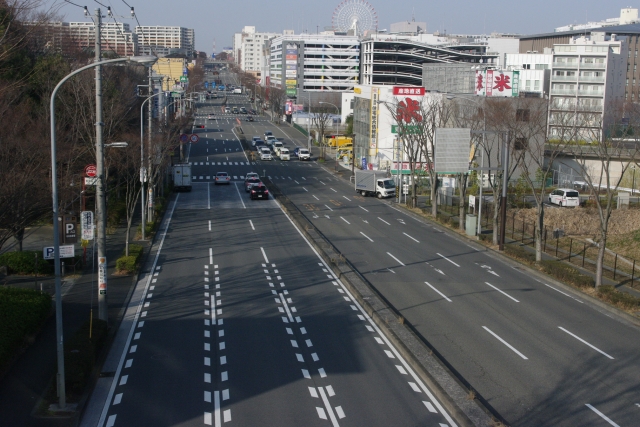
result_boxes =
[115,244,143,274]
[0,251,53,275]
[64,319,108,395]
[0,287,52,369]
[539,260,595,288]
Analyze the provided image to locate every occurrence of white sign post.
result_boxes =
[81,211,94,240]
[469,195,476,214]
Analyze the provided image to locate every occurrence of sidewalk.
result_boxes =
[0,214,150,427]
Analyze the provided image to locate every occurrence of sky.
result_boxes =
[41,0,631,53]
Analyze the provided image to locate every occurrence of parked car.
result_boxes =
[548,188,580,207]
[250,184,269,200]
[215,172,231,185]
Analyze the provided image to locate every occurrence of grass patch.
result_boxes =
[597,285,640,311]
[64,319,108,396]
[0,287,51,370]
[504,244,536,263]
[538,260,595,288]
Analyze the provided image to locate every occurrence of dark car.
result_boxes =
[250,184,269,200]
[244,177,261,192]
[245,115,254,122]
[249,109,257,115]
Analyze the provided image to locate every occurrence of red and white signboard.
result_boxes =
[85,164,97,177]
[393,86,425,96]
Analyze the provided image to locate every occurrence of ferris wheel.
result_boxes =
[332,0,378,38]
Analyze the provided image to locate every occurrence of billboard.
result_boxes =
[475,70,520,97]
[392,86,425,96]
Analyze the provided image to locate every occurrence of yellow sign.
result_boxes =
[354,87,361,94]
[286,79,296,85]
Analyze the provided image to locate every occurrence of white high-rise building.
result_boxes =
[233,26,280,81]
[66,22,137,56]
[548,32,627,141]
[135,26,195,57]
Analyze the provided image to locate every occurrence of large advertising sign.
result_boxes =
[369,88,380,150]
[475,70,520,97]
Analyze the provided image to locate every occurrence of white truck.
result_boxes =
[172,164,192,192]
[355,170,395,198]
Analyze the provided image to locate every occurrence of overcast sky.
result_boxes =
[43,1,631,53]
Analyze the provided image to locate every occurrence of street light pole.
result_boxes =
[140,92,162,241]
[307,91,312,151]
[94,8,109,323]
[50,52,157,413]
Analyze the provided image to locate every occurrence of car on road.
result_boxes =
[245,115,254,121]
[244,177,261,191]
[249,109,257,115]
[249,184,269,200]
[253,139,265,148]
[240,107,247,114]
[273,141,284,156]
[259,148,272,161]
[244,172,259,182]
[214,172,231,185]
[207,114,215,119]
[224,107,231,113]
[297,148,311,160]
[265,135,277,147]
[279,148,290,161]
[548,188,580,207]
[264,130,273,139]
[232,106,239,114]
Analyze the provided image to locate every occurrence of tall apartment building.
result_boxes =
[547,33,627,141]
[25,21,137,56]
[135,26,195,58]
[232,26,280,81]
[269,33,360,100]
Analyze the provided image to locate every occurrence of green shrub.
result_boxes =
[107,200,126,227]
[504,244,536,263]
[64,319,108,395]
[539,260,595,288]
[597,285,640,310]
[0,287,52,369]
[0,251,53,275]
[116,244,143,274]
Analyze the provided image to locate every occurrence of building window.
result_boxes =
[534,80,540,90]
[516,109,530,122]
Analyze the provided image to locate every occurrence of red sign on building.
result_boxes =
[393,86,425,96]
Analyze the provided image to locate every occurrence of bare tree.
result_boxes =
[311,106,333,158]
[268,86,286,124]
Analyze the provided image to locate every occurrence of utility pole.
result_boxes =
[95,8,108,323]
[148,68,154,223]
[499,131,510,251]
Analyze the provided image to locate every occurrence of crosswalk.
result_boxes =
[191,173,332,182]
[190,161,317,167]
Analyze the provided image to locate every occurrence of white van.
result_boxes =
[279,148,290,161]
[548,189,580,207]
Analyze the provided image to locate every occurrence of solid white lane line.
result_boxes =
[325,205,333,211]
[340,217,350,224]
[436,253,460,267]
[483,326,528,360]
[360,232,374,242]
[249,220,255,230]
[559,327,614,359]
[585,404,620,427]
[208,183,211,209]
[313,195,319,200]
[260,247,269,263]
[319,181,326,185]
[485,282,520,303]
[330,188,337,192]
[425,282,452,302]
[318,387,340,427]
[387,252,405,266]
[233,182,246,209]
[343,196,351,201]
[209,248,213,265]
[208,220,211,231]
[541,282,583,303]
[303,187,308,192]
[403,232,419,243]
[359,206,369,212]
[279,293,295,322]
[378,217,390,225]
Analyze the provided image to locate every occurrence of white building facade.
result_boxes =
[135,26,195,57]
[233,26,280,81]
[504,52,553,96]
[548,32,628,141]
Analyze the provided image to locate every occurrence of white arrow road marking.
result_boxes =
[426,262,444,275]
[324,215,330,219]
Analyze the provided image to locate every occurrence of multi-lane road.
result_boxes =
[82,72,640,427]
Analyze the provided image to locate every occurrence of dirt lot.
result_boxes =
[513,206,640,260]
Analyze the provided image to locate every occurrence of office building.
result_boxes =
[135,26,195,58]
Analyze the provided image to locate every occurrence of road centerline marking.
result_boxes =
[387,252,405,266]
[260,247,269,264]
[585,404,620,427]
[436,253,460,267]
[340,217,350,224]
[559,327,614,359]
[378,217,390,225]
[483,326,528,360]
[424,282,452,302]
